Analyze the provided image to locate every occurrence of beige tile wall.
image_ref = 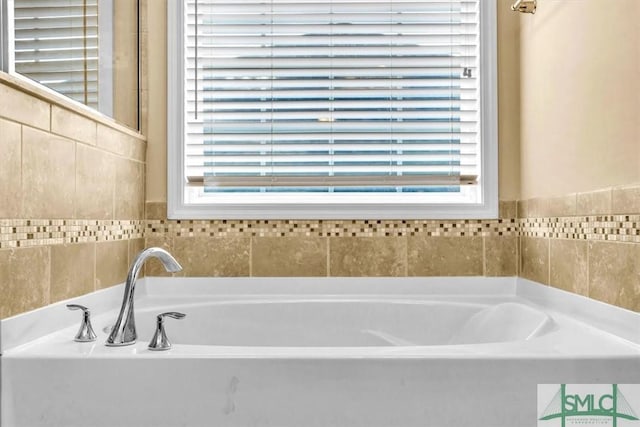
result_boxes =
[0,75,146,319]
[144,201,520,280]
[515,2,639,311]
[143,185,639,314]
[519,184,640,312]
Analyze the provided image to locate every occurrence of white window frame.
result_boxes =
[167,0,498,220]
[0,0,14,73]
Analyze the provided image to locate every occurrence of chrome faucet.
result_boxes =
[106,247,182,346]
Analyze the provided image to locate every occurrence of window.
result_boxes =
[168,0,497,219]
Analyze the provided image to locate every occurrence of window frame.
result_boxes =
[0,0,14,72]
[167,0,498,220]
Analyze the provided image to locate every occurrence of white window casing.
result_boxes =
[168,0,498,219]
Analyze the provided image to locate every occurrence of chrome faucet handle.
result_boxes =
[148,312,186,351]
[66,304,98,342]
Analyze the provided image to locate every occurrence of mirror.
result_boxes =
[2,0,139,130]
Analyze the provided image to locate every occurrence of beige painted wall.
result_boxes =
[144,0,168,203]
[497,0,522,201]
[519,0,640,199]
[113,0,140,129]
[145,0,523,203]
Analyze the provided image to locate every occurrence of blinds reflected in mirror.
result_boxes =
[184,0,480,194]
[13,0,100,109]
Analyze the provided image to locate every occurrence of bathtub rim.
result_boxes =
[1,276,639,354]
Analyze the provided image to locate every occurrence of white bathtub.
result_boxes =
[1,277,639,427]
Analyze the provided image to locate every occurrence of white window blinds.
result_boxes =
[13,0,99,108]
[184,0,481,195]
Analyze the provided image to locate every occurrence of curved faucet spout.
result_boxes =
[106,247,182,346]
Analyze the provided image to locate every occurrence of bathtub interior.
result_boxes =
[449,302,554,345]
[1,276,637,357]
[124,299,555,347]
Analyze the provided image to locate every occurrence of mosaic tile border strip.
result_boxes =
[519,215,640,243]
[146,218,519,238]
[146,216,638,241]
[1,214,638,248]
[0,219,145,249]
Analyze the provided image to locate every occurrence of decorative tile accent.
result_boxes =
[519,215,640,243]
[145,218,519,239]
[0,219,145,249]
[145,215,638,242]
[1,213,637,249]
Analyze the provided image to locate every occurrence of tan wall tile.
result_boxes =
[139,88,149,136]
[577,189,612,215]
[115,158,144,219]
[51,106,97,145]
[128,238,146,264]
[0,118,22,218]
[499,200,517,219]
[145,201,167,220]
[22,127,76,218]
[520,237,549,284]
[173,237,250,277]
[0,247,50,319]
[97,124,145,162]
[330,237,406,277]
[96,240,130,289]
[144,235,174,276]
[589,241,640,312]
[408,236,482,276]
[612,185,640,215]
[50,243,95,303]
[547,194,577,217]
[252,237,327,277]
[0,83,50,131]
[517,199,528,219]
[485,236,518,276]
[75,144,115,219]
[549,239,588,296]
[527,198,550,218]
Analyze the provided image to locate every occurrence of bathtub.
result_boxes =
[1,277,639,427]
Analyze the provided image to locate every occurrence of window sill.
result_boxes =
[167,201,499,220]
